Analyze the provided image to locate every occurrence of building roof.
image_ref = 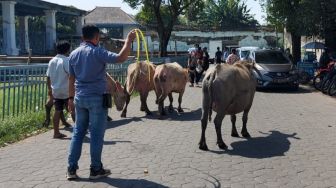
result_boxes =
[0,0,86,16]
[85,7,138,26]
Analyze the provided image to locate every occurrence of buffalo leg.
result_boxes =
[158,100,166,116]
[214,113,227,150]
[231,114,239,137]
[241,110,251,138]
[199,107,210,151]
[168,93,174,113]
[120,93,130,118]
[140,92,152,115]
[157,93,167,116]
[177,91,184,113]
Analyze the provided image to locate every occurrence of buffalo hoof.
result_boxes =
[178,108,184,113]
[160,111,167,116]
[168,106,174,113]
[231,131,239,137]
[140,106,146,111]
[158,115,166,120]
[242,131,251,138]
[120,112,126,118]
[199,142,209,151]
[146,111,152,116]
[217,142,228,150]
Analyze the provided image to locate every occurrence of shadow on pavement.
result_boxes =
[106,117,143,129]
[167,108,202,121]
[210,131,300,159]
[127,108,202,121]
[77,177,169,188]
[62,127,132,145]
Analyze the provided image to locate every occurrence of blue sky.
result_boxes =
[43,0,266,24]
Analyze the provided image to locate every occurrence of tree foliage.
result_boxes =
[56,14,76,36]
[265,0,336,37]
[124,0,204,56]
[196,0,259,30]
[261,0,336,53]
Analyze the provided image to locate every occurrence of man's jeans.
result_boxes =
[68,96,107,171]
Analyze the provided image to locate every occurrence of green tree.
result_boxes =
[56,14,76,36]
[197,0,258,31]
[124,0,204,57]
[260,0,306,63]
[261,0,336,62]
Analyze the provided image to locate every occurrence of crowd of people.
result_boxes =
[187,44,240,87]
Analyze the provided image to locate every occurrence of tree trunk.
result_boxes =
[325,30,336,52]
[159,34,170,57]
[156,21,174,57]
[291,33,301,65]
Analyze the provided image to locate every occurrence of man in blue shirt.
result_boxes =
[66,25,136,180]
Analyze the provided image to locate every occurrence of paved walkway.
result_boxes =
[1,85,336,188]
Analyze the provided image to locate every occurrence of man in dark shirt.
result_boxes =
[215,47,223,64]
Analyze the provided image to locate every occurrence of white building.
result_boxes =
[0,0,86,55]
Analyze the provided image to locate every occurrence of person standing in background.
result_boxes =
[46,41,75,139]
[215,47,223,64]
[226,48,240,65]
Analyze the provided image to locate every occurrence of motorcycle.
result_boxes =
[313,61,335,91]
[327,75,336,96]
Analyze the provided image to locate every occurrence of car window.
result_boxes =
[240,51,250,59]
[255,51,290,64]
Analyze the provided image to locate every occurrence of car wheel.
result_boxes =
[298,71,310,84]
[291,84,299,91]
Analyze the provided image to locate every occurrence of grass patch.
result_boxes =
[0,80,48,120]
[131,91,140,97]
[0,111,48,147]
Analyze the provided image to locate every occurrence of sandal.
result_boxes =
[63,122,72,128]
[53,133,67,139]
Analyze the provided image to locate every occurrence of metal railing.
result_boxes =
[0,56,187,120]
[0,64,48,120]
[0,60,132,120]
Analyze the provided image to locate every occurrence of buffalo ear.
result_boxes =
[123,81,128,94]
[116,81,122,92]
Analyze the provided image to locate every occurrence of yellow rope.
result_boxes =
[135,31,140,64]
[134,29,151,81]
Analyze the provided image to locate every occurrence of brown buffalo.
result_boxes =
[153,62,188,116]
[43,73,125,126]
[199,61,256,150]
[121,61,156,117]
[106,72,127,111]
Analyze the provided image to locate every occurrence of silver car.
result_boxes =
[247,49,299,89]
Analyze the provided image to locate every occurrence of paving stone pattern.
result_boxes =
[0,85,336,188]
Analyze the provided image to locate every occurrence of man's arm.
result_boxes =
[69,75,75,98]
[47,77,52,96]
[116,29,137,63]
[68,75,75,113]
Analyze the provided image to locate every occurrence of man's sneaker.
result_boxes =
[66,168,78,180]
[89,167,111,180]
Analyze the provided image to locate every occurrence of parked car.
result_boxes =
[246,49,299,90]
[237,46,260,60]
